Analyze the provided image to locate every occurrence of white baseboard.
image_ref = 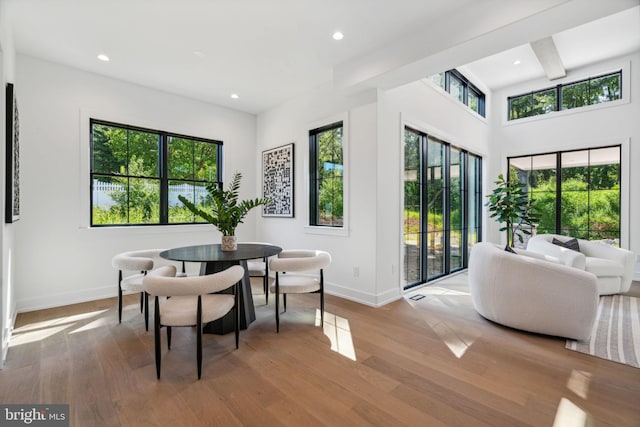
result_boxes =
[16,280,402,314]
[16,285,116,313]
[325,281,402,307]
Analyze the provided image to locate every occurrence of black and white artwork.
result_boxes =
[262,143,294,217]
[5,83,19,223]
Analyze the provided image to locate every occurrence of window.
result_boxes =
[403,127,482,288]
[429,69,486,117]
[90,119,222,226]
[309,121,344,227]
[508,146,620,244]
[508,70,621,120]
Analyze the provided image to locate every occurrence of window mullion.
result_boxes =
[159,133,169,224]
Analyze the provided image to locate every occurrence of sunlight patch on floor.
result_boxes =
[318,310,356,361]
[70,316,111,333]
[9,325,70,347]
[10,309,109,347]
[407,296,479,359]
[553,398,591,427]
[567,370,592,400]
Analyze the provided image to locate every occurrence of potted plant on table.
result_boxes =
[178,172,271,251]
[486,173,539,248]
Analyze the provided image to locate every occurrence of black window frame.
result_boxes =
[434,69,486,117]
[308,121,344,228]
[507,144,621,242]
[90,118,223,227]
[508,70,622,121]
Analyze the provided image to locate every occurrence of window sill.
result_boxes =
[304,225,349,237]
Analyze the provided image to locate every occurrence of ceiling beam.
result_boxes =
[530,37,566,80]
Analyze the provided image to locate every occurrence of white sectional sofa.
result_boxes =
[468,242,598,340]
[526,234,635,295]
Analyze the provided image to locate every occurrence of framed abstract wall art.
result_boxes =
[262,143,294,217]
[5,83,19,223]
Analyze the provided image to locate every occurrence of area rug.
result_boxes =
[566,295,639,368]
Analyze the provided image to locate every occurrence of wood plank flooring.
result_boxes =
[1,274,639,426]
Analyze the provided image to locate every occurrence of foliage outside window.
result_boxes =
[309,122,344,227]
[508,70,621,121]
[90,119,221,226]
[508,146,620,244]
[430,69,486,117]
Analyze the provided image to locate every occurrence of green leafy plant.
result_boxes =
[178,172,271,236]
[486,173,539,247]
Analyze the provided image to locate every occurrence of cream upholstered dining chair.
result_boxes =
[268,249,331,333]
[112,249,173,331]
[143,264,245,380]
[243,241,275,304]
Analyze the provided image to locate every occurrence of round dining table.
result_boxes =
[160,243,282,334]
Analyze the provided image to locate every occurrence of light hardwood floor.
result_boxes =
[1,274,639,426]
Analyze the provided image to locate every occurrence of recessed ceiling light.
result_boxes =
[97,54,110,62]
[332,31,344,41]
[230,93,239,99]
[513,60,521,65]
[193,51,205,58]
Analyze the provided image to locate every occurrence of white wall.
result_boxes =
[487,53,640,257]
[0,0,17,365]
[14,55,259,312]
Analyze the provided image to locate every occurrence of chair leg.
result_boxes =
[320,269,325,327]
[118,290,123,324]
[264,259,269,305]
[275,273,280,333]
[118,271,123,324]
[167,327,172,350]
[197,296,203,380]
[235,282,240,349]
[283,293,287,312]
[154,297,161,380]
[263,275,268,305]
[140,292,144,313]
[144,292,149,331]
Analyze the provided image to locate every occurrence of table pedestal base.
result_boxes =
[200,259,256,334]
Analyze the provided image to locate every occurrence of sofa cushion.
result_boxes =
[552,237,580,252]
[585,257,625,277]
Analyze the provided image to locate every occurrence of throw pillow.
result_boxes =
[552,237,580,252]
[504,245,516,254]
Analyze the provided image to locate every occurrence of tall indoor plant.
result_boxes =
[486,173,539,247]
[178,172,271,251]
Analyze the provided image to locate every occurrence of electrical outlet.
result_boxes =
[353,267,359,277]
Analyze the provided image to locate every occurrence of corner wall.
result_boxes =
[256,84,381,305]
[378,79,492,294]
[256,76,492,305]
[14,55,259,312]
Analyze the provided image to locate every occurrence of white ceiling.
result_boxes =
[3,0,640,114]
[461,6,640,90]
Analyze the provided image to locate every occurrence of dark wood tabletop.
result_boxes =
[160,243,282,263]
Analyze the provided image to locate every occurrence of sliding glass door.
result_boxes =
[403,127,482,289]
